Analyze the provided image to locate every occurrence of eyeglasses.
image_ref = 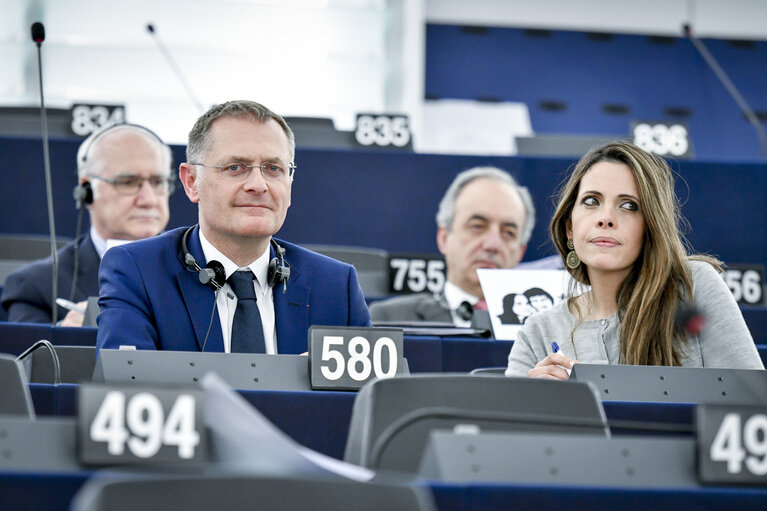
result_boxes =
[88,174,176,196]
[191,162,296,182]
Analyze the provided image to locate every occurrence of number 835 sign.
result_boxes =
[309,326,408,390]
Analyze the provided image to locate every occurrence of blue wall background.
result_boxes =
[2,135,765,266]
[425,25,767,162]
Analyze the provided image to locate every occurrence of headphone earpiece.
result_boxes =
[456,301,474,321]
[182,225,290,294]
[199,261,226,288]
[181,226,226,292]
[267,240,290,292]
[73,181,93,209]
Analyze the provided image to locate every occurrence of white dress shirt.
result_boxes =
[442,281,482,327]
[198,231,277,354]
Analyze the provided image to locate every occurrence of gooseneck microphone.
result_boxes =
[675,302,706,337]
[145,23,205,114]
[31,21,60,325]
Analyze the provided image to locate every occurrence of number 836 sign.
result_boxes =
[309,326,407,390]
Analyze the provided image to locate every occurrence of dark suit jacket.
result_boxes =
[369,292,453,323]
[1,234,100,323]
[96,226,371,354]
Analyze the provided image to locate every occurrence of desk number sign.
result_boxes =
[697,405,767,484]
[388,253,446,295]
[309,326,406,390]
[78,384,206,466]
[70,103,126,137]
[354,114,412,149]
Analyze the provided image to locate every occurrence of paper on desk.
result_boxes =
[201,372,374,482]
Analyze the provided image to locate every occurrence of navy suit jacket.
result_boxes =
[96,226,371,354]
[1,234,100,323]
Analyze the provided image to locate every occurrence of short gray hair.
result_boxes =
[185,99,295,165]
[77,123,172,181]
[436,166,535,244]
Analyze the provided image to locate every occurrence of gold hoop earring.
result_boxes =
[566,239,580,269]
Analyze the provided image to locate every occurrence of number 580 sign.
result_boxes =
[309,326,407,390]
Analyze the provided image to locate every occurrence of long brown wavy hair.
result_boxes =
[550,140,718,366]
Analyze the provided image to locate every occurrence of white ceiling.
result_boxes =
[1,0,764,145]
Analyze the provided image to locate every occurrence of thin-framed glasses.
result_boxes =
[88,174,176,196]
[191,162,296,182]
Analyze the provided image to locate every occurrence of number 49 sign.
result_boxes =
[697,405,767,484]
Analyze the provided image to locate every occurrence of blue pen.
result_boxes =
[552,341,571,375]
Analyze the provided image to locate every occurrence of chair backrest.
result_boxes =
[0,234,70,259]
[72,474,435,511]
[0,234,70,286]
[469,367,506,375]
[20,345,97,384]
[0,353,35,418]
[344,374,607,472]
[302,244,390,297]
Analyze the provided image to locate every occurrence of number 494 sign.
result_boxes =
[78,384,206,466]
[697,405,767,484]
[309,326,408,390]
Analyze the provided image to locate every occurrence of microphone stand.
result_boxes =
[684,23,767,160]
[146,23,205,114]
[31,21,59,325]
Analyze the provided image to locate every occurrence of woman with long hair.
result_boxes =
[506,140,763,378]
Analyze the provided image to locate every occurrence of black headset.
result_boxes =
[180,225,290,294]
[73,123,171,209]
[456,301,474,321]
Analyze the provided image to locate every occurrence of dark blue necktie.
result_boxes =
[228,270,266,353]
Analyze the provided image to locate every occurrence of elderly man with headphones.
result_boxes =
[1,123,173,326]
[95,100,370,354]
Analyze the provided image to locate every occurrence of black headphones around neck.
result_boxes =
[180,225,290,294]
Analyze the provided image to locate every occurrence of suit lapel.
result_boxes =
[273,256,310,353]
[176,227,224,352]
[77,235,102,298]
[416,294,453,322]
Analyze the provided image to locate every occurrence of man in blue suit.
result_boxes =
[97,100,370,354]
[2,123,173,326]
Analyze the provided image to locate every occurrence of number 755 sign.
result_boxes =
[388,254,445,295]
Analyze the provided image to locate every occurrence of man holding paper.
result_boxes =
[370,167,536,327]
[2,123,172,326]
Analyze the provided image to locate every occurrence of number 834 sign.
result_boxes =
[309,326,408,390]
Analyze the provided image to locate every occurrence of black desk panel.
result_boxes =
[2,470,766,511]
[429,482,767,511]
[1,323,765,373]
[30,383,698,461]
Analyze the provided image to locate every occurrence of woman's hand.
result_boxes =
[528,353,577,380]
